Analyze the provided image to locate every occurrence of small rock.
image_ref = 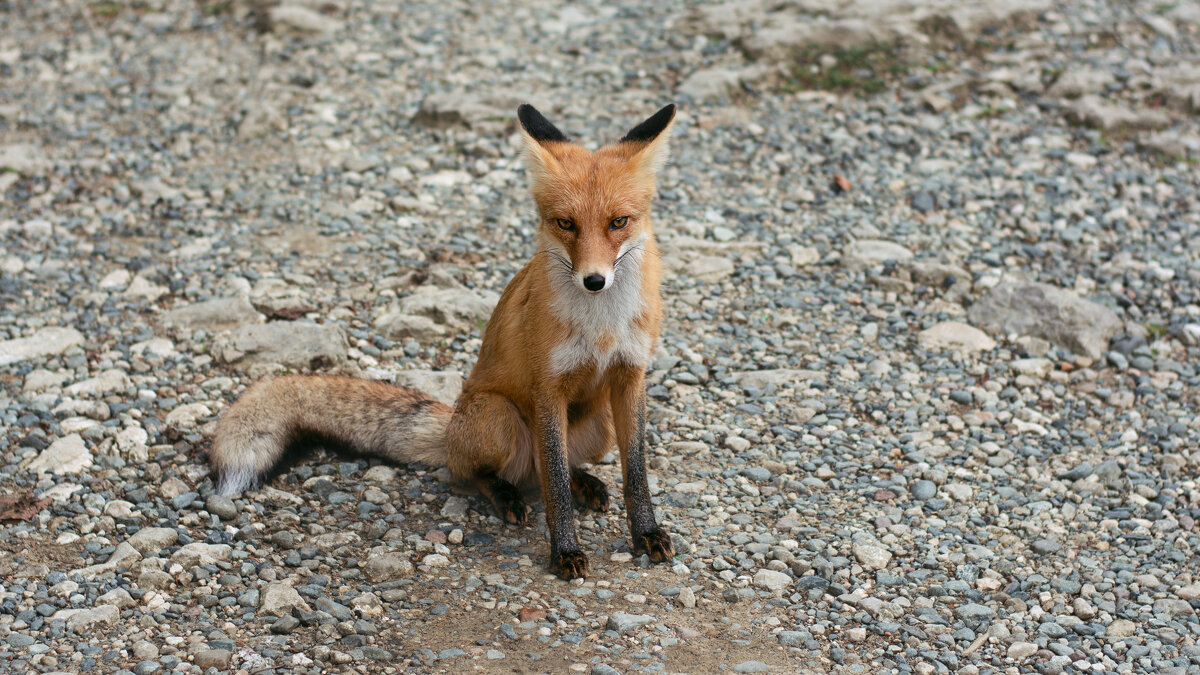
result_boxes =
[1030,538,1062,555]
[842,239,913,271]
[1107,619,1137,638]
[918,322,996,352]
[171,543,233,567]
[607,612,653,634]
[126,527,179,555]
[1008,641,1037,660]
[205,494,238,521]
[753,569,792,592]
[362,554,414,582]
[259,583,311,617]
[853,542,892,570]
[24,434,92,474]
[194,649,233,670]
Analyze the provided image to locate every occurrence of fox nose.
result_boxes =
[582,274,606,292]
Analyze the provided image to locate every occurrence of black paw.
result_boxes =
[632,528,674,563]
[571,470,610,512]
[489,480,529,526]
[550,549,589,580]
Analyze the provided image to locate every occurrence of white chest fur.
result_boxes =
[547,244,652,377]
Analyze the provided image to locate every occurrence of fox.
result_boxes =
[209,103,678,579]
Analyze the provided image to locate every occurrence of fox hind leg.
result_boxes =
[445,391,534,526]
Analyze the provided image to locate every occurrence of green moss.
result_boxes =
[782,42,911,96]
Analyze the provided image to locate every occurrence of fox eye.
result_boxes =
[610,216,629,230]
[556,218,575,231]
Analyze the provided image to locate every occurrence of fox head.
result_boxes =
[517,103,675,294]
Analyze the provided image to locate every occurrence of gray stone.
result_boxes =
[374,312,447,341]
[968,282,1122,358]
[1065,96,1171,132]
[852,542,892,570]
[66,605,119,632]
[216,321,348,370]
[194,650,232,670]
[733,661,770,673]
[753,569,792,592]
[917,321,997,352]
[955,603,996,621]
[24,434,92,474]
[205,494,237,521]
[842,239,913,270]
[267,5,342,35]
[362,554,415,582]
[395,287,500,332]
[126,527,179,555]
[391,369,463,406]
[171,543,232,567]
[1031,538,1062,555]
[607,612,653,634]
[0,327,85,367]
[259,583,311,616]
[160,297,263,333]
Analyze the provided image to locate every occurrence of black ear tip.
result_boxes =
[620,104,678,144]
[518,104,568,143]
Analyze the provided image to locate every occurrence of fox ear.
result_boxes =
[517,104,568,186]
[620,104,676,175]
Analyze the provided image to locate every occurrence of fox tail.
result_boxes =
[209,375,452,496]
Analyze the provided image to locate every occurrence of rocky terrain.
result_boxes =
[2,0,1200,673]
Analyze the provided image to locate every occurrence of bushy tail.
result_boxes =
[210,375,453,496]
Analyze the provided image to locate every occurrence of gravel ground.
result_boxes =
[2,0,1200,673]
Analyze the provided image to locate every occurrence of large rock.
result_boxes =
[0,327,84,366]
[373,311,447,341]
[731,369,826,390]
[24,434,92,474]
[267,5,342,35]
[725,0,1051,61]
[390,370,463,406]
[1047,66,1114,98]
[65,369,130,397]
[842,239,913,271]
[216,321,348,370]
[414,91,546,131]
[395,287,500,333]
[0,143,50,175]
[1064,96,1171,132]
[967,282,1121,358]
[917,321,997,352]
[160,297,264,333]
[65,605,120,633]
[678,65,776,101]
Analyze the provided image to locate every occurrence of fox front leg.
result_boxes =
[611,367,673,563]
[534,399,589,579]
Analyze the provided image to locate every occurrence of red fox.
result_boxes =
[210,103,677,579]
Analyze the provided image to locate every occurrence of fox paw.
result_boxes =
[632,528,674,563]
[550,550,589,580]
[571,471,610,512]
[489,482,529,526]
